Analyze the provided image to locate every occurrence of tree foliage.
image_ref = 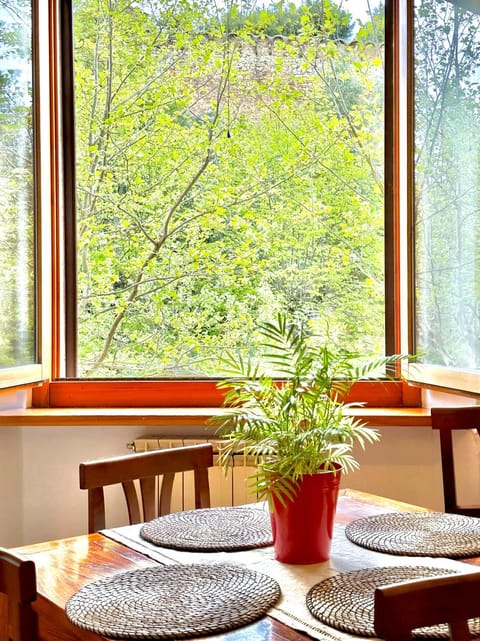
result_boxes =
[215,0,354,40]
[213,313,398,502]
[0,1,35,367]
[73,0,385,377]
[414,0,480,369]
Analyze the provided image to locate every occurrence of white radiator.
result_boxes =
[128,436,258,510]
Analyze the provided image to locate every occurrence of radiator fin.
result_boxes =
[130,436,258,509]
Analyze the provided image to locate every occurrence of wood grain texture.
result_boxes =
[0,406,431,427]
[14,489,478,641]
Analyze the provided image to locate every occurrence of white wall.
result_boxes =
[1,393,480,547]
[0,391,29,547]
[347,426,480,509]
[0,426,23,546]
[21,425,148,544]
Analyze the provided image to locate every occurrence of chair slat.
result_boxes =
[159,472,175,516]
[139,476,157,522]
[431,406,480,516]
[122,480,142,524]
[194,469,211,510]
[80,443,214,532]
[375,571,480,641]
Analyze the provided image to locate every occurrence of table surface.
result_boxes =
[14,489,480,641]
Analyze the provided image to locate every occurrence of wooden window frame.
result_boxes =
[0,0,52,391]
[28,0,423,410]
[402,0,480,398]
[34,0,480,409]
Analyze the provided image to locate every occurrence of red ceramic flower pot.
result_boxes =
[270,465,341,564]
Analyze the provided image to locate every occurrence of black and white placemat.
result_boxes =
[140,504,273,551]
[345,512,480,558]
[66,562,281,639]
[101,520,478,641]
[306,565,480,638]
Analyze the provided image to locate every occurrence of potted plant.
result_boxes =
[213,314,406,564]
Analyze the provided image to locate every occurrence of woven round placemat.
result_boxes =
[65,562,281,639]
[345,512,480,558]
[306,565,480,638]
[140,505,273,551]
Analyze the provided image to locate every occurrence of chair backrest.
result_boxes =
[431,406,480,516]
[79,442,214,533]
[0,548,37,641]
[374,571,480,641]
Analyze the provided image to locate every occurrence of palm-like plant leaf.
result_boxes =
[210,313,411,503]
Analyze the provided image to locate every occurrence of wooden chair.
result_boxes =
[0,548,37,641]
[431,406,480,516]
[79,442,214,533]
[374,571,480,641]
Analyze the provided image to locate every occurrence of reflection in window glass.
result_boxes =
[414,0,480,370]
[72,0,385,377]
[0,1,36,367]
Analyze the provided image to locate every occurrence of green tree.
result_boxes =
[0,1,35,367]
[357,3,384,45]
[73,0,384,376]
[413,0,480,368]
[216,0,353,39]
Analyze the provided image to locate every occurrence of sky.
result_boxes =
[340,0,382,26]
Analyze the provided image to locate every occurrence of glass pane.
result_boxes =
[0,1,36,367]
[72,0,385,377]
[414,0,480,370]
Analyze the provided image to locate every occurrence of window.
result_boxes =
[410,0,480,394]
[60,0,390,379]
[0,0,46,389]
[15,0,474,406]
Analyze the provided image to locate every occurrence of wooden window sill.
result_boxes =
[0,406,431,427]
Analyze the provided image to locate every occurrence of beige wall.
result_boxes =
[1,391,479,547]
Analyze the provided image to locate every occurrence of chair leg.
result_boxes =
[438,427,457,513]
[438,426,480,516]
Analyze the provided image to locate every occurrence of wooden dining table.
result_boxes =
[13,489,480,641]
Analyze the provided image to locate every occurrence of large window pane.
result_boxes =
[71,0,385,377]
[0,1,36,368]
[414,0,480,370]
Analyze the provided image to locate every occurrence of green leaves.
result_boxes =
[213,313,407,503]
[74,0,386,377]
